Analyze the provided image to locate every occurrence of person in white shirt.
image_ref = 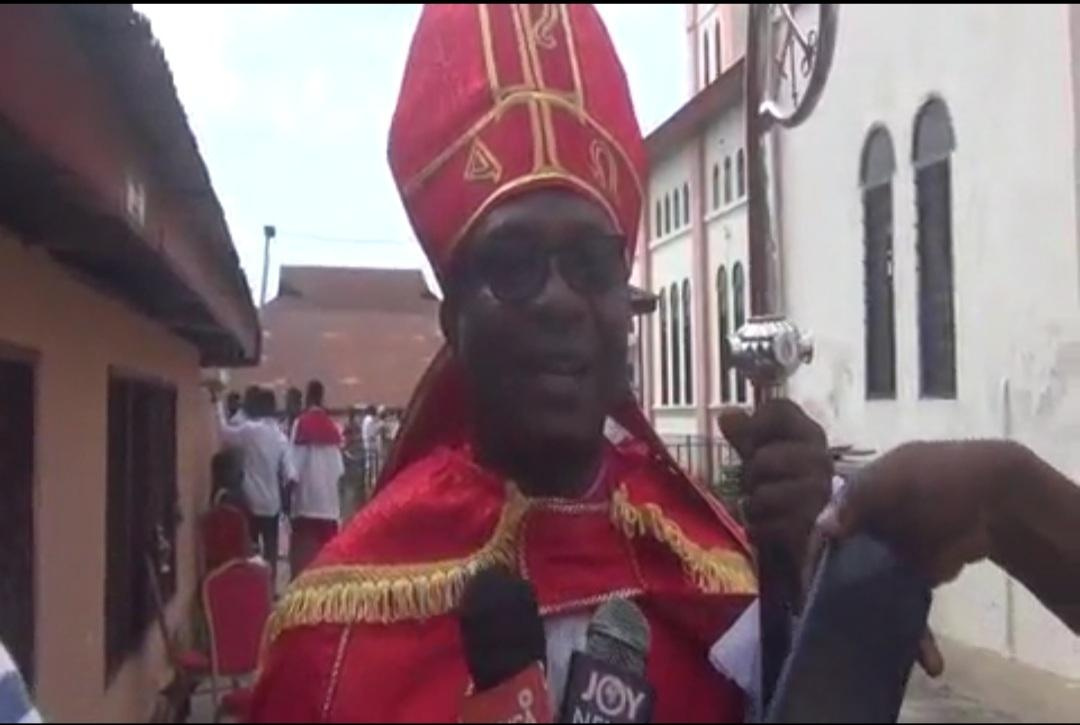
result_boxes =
[360,405,381,491]
[288,380,345,576]
[215,387,296,588]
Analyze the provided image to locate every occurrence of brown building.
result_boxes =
[0,5,258,720]
[233,265,442,411]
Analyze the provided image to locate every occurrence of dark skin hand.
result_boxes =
[719,399,834,574]
[441,189,631,499]
[818,439,1080,636]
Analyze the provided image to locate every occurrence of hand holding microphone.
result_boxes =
[459,567,553,723]
[559,599,655,724]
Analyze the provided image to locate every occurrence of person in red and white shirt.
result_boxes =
[288,380,345,577]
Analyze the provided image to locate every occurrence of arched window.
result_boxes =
[723,156,733,205]
[913,97,957,399]
[682,280,693,404]
[664,194,671,235]
[861,126,897,400]
[655,200,662,239]
[712,164,720,210]
[658,294,669,405]
[732,262,747,403]
[670,285,682,405]
[703,31,711,85]
[717,266,731,402]
[736,149,746,198]
[682,182,690,226]
[715,19,722,76]
[673,188,681,229]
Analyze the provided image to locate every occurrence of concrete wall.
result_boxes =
[777,3,1080,679]
[0,228,213,720]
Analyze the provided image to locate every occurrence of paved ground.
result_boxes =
[901,669,1018,723]
[899,637,1080,724]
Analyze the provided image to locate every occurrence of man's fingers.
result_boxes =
[748,399,828,447]
[917,629,945,678]
[745,442,833,490]
[743,477,828,522]
[718,406,755,461]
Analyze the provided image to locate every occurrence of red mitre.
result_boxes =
[387,3,646,277]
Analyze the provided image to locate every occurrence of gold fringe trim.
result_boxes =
[263,484,530,645]
[611,485,758,596]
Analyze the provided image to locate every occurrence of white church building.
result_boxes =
[636,3,1080,688]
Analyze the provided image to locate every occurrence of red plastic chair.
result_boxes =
[202,558,272,722]
[200,504,252,574]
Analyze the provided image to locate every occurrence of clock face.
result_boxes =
[772,4,822,119]
[759,4,837,128]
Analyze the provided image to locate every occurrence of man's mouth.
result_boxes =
[528,352,591,377]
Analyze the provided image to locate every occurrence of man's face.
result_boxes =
[445,189,631,455]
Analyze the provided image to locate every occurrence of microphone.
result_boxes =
[558,599,656,724]
[459,567,553,723]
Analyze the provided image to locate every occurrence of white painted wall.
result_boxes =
[704,104,750,407]
[649,150,697,427]
[777,3,1080,678]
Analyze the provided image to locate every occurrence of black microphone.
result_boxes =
[459,567,554,723]
[559,599,656,723]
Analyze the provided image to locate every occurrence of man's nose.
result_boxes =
[528,257,587,328]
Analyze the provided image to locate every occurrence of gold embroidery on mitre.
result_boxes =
[262,484,530,645]
[611,485,758,596]
[463,138,503,185]
[529,4,561,50]
[589,139,619,197]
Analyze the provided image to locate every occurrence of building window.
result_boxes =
[0,353,35,685]
[664,194,671,235]
[682,182,690,226]
[717,267,732,402]
[682,280,693,404]
[913,97,957,399]
[723,156,733,205]
[673,188,680,229]
[658,295,669,405]
[703,32,711,85]
[712,164,720,210]
[105,374,178,682]
[861,126,898,400]
[736,149,746,198]
[715,19,723,75]
[670,285,682,405]
[733,262,747,402]
[655,200,661,239]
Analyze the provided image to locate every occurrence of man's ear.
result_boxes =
[439,297,459,350]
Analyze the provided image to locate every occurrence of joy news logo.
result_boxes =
[571,670,649,723]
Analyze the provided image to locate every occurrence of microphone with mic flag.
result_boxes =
[558,599,655,724]
[458,567,554,723]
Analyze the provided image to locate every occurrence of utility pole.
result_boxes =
[260,224,276,307]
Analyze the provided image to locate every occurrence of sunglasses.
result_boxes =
[466,233,628,304]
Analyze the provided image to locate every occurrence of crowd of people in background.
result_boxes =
[343,403,402,494]
[210,381,403,591]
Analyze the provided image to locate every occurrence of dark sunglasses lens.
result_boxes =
[559,236,624,294]
[479,244,548,303]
